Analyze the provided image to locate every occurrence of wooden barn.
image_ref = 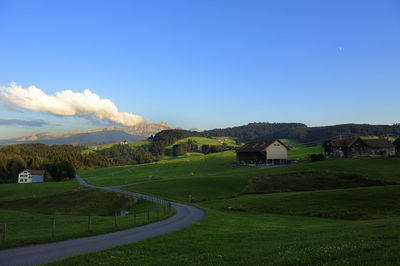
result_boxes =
[236,139,290,165]
[323,137,395,158]
[394,138,400,155]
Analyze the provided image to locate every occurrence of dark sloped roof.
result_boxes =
[324,137,394,148]
[237,140,290,153]
[325,137,358,148]
[361,138,395,148]
[27,169,45,175]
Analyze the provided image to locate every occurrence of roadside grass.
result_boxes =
[0,189,145,216]
[0,183,173,249]
[203,185,400,220]
[0,205,173,249]
[124,156,400,203]
[79,151,255,187]
[0,179,83,201]
[50,208,400,266]
[46,151,400,265]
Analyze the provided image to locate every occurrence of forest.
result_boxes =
[0,144,113,183]
[205,123,400,146]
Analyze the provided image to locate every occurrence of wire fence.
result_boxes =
[1,200,172,245]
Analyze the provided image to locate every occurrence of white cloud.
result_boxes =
[0,82,144,126]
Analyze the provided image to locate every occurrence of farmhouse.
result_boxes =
[394,138,400,155]
[18,169,45,184]
[323,137,395,158]
[236,139,290,165]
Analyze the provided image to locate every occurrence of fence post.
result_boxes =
[52,218,55,238]
[115,211,118,227]
[2,223,6,241]
[133,210,136,226]
[88,215,91,232]
[156,207,159,219]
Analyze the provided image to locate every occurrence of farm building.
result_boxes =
[323,137,395,158]
[18,169,45,184]
[394,138,400,155]
[236,139,290,165]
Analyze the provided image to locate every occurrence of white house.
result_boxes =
[18,169,45,184]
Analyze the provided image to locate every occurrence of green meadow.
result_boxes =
[55,146,400,265]
[0,180,172,249]
[165,136,238,149]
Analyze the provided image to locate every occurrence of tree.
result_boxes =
[48,161,76,181]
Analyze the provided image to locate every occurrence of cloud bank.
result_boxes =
[0,118,48,127]
[0,82,144,126]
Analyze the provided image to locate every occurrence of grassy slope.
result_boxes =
[0,180,172,249]
[52,209,400,266]
[0,189,141,216]
[203,185,400,220]
[55,150,400,265]
[0,179,83,201]
[79,151,256,187]
[165,136,238,149]
[288,146,324,161]
[83,140,151,154]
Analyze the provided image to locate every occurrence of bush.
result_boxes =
[310,153,325,162]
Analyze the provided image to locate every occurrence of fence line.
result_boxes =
[1,200,173,243]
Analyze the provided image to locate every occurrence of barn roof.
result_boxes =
[27,169,45,175]
[237,140,290,153]
[323,137,359,148]
[324,137,394,148]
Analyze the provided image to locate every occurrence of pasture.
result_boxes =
[57,148,400,265]
[0,180,172,249]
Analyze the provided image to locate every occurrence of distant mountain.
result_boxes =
[0,122,172,146]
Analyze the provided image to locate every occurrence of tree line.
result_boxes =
[0,144,113,183]
[205,122,400,146]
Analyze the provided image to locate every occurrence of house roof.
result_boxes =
[237,139,290,153]
[27,169,45,175]
[361,138,395,148]
[324,137,394,148]
[323,137,359,148]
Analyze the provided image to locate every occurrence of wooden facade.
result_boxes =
[236,140,290,165]
[323,137,395,158]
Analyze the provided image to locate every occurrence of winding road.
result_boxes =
[0,176,205,266]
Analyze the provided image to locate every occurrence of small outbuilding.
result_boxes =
[236,139,290,166]
[323,137,395,158]
[18,169,45,184]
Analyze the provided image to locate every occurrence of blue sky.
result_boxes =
[0,0,399,139]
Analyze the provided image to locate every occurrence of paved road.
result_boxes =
[0,176,205,266]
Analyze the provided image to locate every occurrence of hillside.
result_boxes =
[67,151,400,265]
[205,122,400,146]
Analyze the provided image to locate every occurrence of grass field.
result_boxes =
[83,140,151,154]
[0,180,173,249]
[78,151,256,187]
[165,136,238,149]
[0,179,83,201]
[59,148,400,265]
[52,208,400,265]
[203,185,400,220]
